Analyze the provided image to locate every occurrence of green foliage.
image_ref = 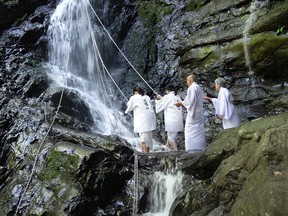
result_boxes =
[137,0,174,28]
[186,0,202,12]
[43,150,79,181]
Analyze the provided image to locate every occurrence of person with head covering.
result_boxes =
[155,85,184,151]
[125,86,156,153]
[175,74,206,152]
[204,77,240,129]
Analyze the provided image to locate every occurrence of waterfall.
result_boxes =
[243,0,258,76]
[242,1,268,75]
[46,0,138,145]
[242,0,268,87]
[143,171,184,216]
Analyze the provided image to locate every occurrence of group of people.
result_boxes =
[125,74,240,153]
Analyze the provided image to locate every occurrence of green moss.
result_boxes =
[43,150,79,181]
[137,0,174,28]
[224,33,288,65]
[249,33,288,63]
[240,112,288,134]
[186,0,202,12]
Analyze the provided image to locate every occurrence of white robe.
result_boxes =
[182,83,206,151]
[155,91,184,132]
[211,87,240,129]
[125,94,156,133]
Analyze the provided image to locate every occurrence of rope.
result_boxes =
[14,84,66,216]
[91,33,128,102]
[87,1,158,95]
[132,150,139,216]
[15,2,141,215]
[15,33,70,214]
[89,20,130,138]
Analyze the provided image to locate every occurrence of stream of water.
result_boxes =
[143,171,184,216]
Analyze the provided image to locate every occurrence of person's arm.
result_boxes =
[156,94,162,100]
[125,97,134,114]
[215,91,226,120]
[204,96,212,102]
[175,101,183,107]
[182,85,197,110]
[155,95,169,113]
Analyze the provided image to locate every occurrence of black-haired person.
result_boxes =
[204,77,240,129]
[125,86,156,153]
[155,85,184,151]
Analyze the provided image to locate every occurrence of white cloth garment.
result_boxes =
[182,83,206,151]
[155,91,184,132]
[125,94,156,133]
[139,132,153,148]
[211,87,240,129]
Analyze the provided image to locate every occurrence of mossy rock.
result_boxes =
[42,149,80,181]
[229,124,288,216]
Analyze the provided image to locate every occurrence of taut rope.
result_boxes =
[87,1,158,96]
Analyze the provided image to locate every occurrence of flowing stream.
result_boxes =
[143,171,184,216]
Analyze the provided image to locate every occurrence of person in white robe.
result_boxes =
[204,77,240,129]
[125,86,156,153]
[175,74,206,152]
[155,85,184,151]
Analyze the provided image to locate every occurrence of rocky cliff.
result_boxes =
[0,0,288,215]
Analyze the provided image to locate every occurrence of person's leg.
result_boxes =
[169,141,178,151]
[140,132,151,153]
[167,132,178,151]
[141,142,149,153]
[165,139,170,148]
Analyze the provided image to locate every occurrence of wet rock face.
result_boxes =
[0,0,288,216]
[0,1,138,215]
[174,112,288,216]
[0,0,49,34]
[117,0,288,121]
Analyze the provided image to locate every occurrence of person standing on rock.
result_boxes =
[125,86,156,153]
[204,77,240,129]
[155,85,184,151]
[175,74,206,152]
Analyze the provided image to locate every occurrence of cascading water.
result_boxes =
[143,171,184,216]
[243,0,258,77]
[46,0,137,145]
[46,1,181,214]
[242,0,268,89]
[242,0,268,86]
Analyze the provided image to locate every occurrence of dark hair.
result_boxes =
[165,85,175,92]
[133,85,144,95]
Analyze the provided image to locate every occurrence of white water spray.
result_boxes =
[143,171,184,216]
[46,0,138,145]
[242,0,268,87]
[243,0,258,76]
